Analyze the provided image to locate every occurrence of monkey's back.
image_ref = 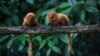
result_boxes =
[56,13,69,26]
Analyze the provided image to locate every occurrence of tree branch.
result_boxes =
[0,24,100,34]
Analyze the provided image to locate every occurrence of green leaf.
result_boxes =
[52,46,61,54]
[80,10,86,23]
[45,16,49,26]
[61,7,73,15]
[35,35,42,43]
[0,23,4,26]
[7,37,16,49]
[38,39,47,50]
[42,8,56,16]
[44,0,57,9]
[0,5,11,16]
[85,6,99,13]
[64,46,68,56]
[10,0,17,3]
[68,0,77,6]
[38,36,53,50]
[46,49,51,56]
[35,52,41,56]
[86,0,97,6]
[98,1,100,5]
[75,22,83,26]
[18,42,25,51]
[26,0,34,4]
[71,33,78,39]
[59,34,68,44]
[12,15,19,25]
[36,9,45,17]
[0,0,5,3]
[71,48,75,55]
[58,2,71,10]
[47,40,54,48]
[76,1,85,5]
[17,34,27,43]
[0,35,9,43]
[52,37,58,45]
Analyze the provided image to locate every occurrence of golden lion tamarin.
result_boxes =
[22,12,39,28]
[47,12,72,56]
[22,12,39,56]
[46,12,69,26]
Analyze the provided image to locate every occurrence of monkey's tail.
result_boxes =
[28,34,33,56]
[67,33,72,56]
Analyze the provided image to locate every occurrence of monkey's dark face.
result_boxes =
[25,13,37,25]
[27,14,35,21]
[47,12,56,22]
[26,14,37,25]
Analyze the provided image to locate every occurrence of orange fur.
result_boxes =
[22,12,39,56]
[22,12,39,27]
[46,12,69,26]
[47,12,71,56]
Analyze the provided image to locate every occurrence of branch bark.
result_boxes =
[0,24,99,56]
[0,24,99,34]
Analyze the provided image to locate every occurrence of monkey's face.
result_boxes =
[26,13,37,22]
[28,15,35,21]
[47,12,56,22]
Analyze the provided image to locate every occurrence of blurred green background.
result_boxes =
[0,0,100,56]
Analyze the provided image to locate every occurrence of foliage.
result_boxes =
[0,0,100,56]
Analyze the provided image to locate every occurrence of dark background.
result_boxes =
[0,0,100,56]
